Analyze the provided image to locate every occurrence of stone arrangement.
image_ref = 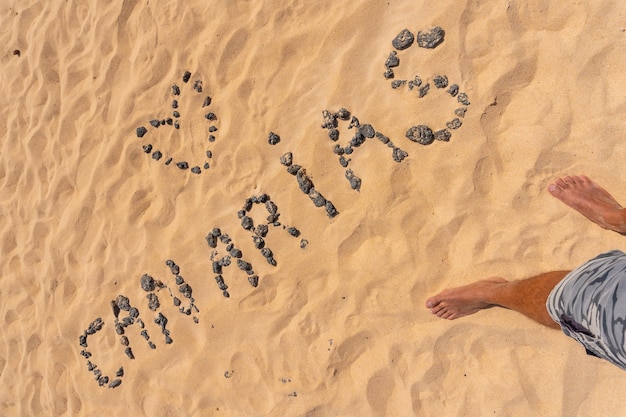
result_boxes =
[319,108,409,192]
[136,70,217,174]
[383,27,471,144]
[279,151,339,218]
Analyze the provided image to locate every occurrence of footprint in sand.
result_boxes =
[135,71,218,175]
[384,26,471,144]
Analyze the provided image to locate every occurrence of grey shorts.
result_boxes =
[546,250,626,370]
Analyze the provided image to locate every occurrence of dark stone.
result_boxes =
[237,209,246,219]
[172,100,178,109]
[206,234,218,248]
[455,107,467,118]
[328,128,339,141]
[418,83,430,98]
[339,156,350,167]
[350,132,366,148]
[193,80,202,92]
[345,170,361,191]
[408,75,422,90]
[253,236,265,249]
[155,312,168,329]
[308,189,327,207]
[391,80,406,89]
[434,75,448,88]
[204,162,210,170]
[205,113,217,120]
[265,200,278,214]
[230,248,243,258]
[152,151,162,161]
[203,97,212,107]
[241,216,254,230]
[267,132,281,145]
[266,213,279,223]
[142,144,152,153]
[165,118,172,125]
[147,293,160,311]
[176,161,189,170]
[375,132,390,144]
[179,283,192,298]
[392,147,408,162]
[79,335,87,347]
[335,108,351,120]
[173,111,180,118]
[110,300,120,318]
[256,224,269,237]
[296,170,314,194]
[80,350,91,359]
[148,341,156,349]
[109,379,122,389]
[261,248,273,259]
[208,135,216,142]
[280,152,293,166]
[348,116,360,129]
[86,317,104,334]
[174,121,180,129]
[116,367,124,377]
[344,146,353,154]
[325,201,339,218]
[458,93,470,105]
[405,125,434,145]
[120,336,129,346]
[447,84,459,97]
[167,261,179,275]
[417,26,445,49]
[173,297,181,306]
[129,308,139,319]
[300,239,309,249]
[385,51,399,68]
[446,118,462,129]
[212,261,222,274]
[206,150,213,158]
[172,84,180,95]
[392,29,414,50]
[191,166,201,174]
[321,110,338,129]
[222,290,230,298]
[183,71,191,83]
[237,260,252,271]
[140,275,156,293]
[140,330,149,340]
[287,164,301,175]
[384,68,394,79]
[150,119,161,128]
[359,124,375,138]
[125,347,134,360]
[165,157,173,166]
[333,145,344,155]
[287,227,300,237]
[248,275,259,287]
[434,128,452,142]
[116,295,131,311]
[208,126,217,132]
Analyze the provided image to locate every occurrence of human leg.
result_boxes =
[548,175,626,235]
[425,270,569,329]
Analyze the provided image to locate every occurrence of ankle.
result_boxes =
[606,208,626,234]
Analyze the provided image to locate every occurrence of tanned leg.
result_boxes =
[425,271,569,329]
[548,175,626,235]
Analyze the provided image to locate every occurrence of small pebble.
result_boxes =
[359,124,375,138]
[172,85,180,95]
[203,97,212,107]
[455,107,467,118]
[150,119,161,128]
[176,161,189,170]
[116,295,131,311]
[191,166,201,174]
[248,275,259,287]
[208,126,217,132]
[392,29,414,50]
[125,347,134,360]
[391,80,406,89]
[434,128,452,142]
[348,116,360,129]
[136,127,148,138]
[109,379,122,389]
[296,170,314,194]
[345,170,361,192]
[392,147,408,162]
[241,216,254,230]
[287,227,300,237]
[433,75,448,88]
[205,113,217,121]
[173,111,180,118]
[193,80,202,92]
[182,71,191,83]
[350,132,366,148]
[417,26,445,49]
[147,293,160,311]
[321,110,338,129]
[325,201,339,218]
[256,224,269,237]
[383,68,394,79]
[446,118,462,129]
[165,157,173,165]
[335,108,351,120]
[300,239,309,249]
[152,151,162,161]
[458,93,470,105]
[339,156,350,167]
[287,164,301,175]
[333,144,344,155]
[265,200,278,214]
[116,367,124,377]
[172,100,178,109]
[328,128,339,141]
[142,144,152,153]
[408,75,422,90]
[405,125,434,145]
[280,152,293,166]
[447,84,459,97]
[385,51,399,68]
[308,189,327,207]
[375,132,390,144]
[418,83,430,98]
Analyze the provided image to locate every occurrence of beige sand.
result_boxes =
[1,0,626,415]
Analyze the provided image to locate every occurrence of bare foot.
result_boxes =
[425,277,508,320]
[547,175,626,234]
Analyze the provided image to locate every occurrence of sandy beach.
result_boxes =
[1,0,626,415]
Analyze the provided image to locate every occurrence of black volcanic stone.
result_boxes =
[405,125,434,145]
[417,26,445,49]
[392,29,414,50]
[136,126,148,138]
